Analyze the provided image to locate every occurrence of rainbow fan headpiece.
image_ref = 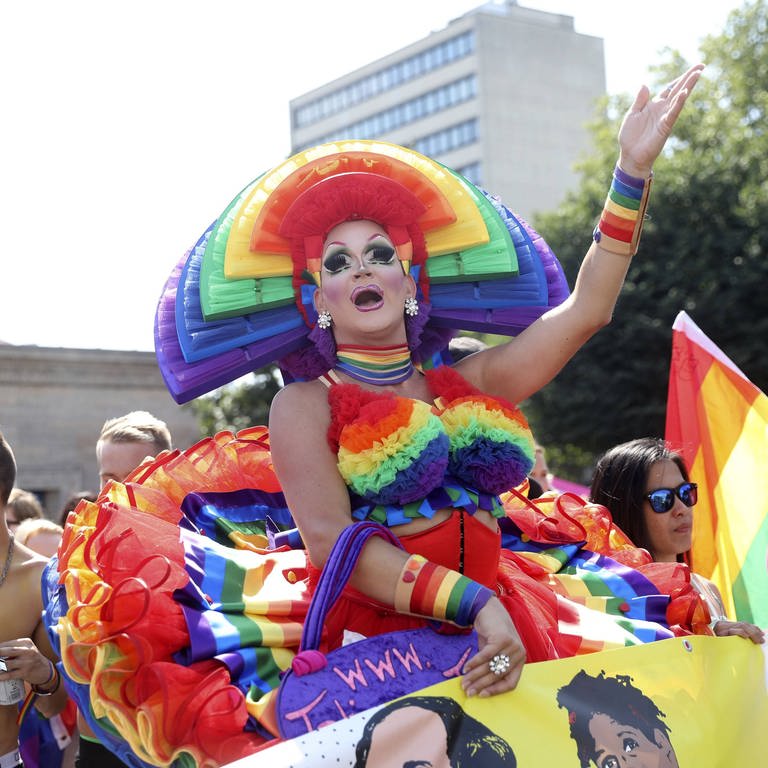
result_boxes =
[155,140,570,403]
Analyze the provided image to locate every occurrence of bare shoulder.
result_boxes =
[270,380,331,434]
[0,543,46,640]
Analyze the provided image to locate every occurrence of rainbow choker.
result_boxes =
[334,343,415,385]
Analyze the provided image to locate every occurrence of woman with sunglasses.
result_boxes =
[590,437,764,643]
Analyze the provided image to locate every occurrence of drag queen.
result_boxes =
[47,65,707,767]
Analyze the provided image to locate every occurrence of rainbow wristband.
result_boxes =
[394,554,494,627]
[592,165,653,256]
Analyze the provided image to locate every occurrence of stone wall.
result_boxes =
[0,345,200,519]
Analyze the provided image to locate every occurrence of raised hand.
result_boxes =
[618,63,705,178]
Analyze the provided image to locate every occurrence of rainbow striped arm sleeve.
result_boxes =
[592,165,653,256]
[394,554,494,627]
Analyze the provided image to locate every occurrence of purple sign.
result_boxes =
[276,628,478,739]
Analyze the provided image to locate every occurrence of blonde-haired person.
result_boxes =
[96,411,172,489]
[4,488,44,533]
[73,413,174,767]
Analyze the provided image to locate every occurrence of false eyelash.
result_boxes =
[323,252,350,273]
[369,246,395,262]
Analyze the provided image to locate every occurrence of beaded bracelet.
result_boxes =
[394,554,494,627]
[31,661,61,696]
[592,165,653,256]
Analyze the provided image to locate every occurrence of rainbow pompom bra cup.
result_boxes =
[155,140,570,402]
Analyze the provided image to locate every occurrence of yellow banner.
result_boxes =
[228,636,767,766]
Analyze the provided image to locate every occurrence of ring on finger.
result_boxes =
[488,653,511,677]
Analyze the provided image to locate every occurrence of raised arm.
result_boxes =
[459,64,705,403]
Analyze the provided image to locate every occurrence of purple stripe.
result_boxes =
[613,165,647,189]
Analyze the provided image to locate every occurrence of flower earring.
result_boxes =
[317,310,333,330]
[404,297,419,317]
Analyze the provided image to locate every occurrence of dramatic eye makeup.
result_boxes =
[322,248,351,274]
[322,235,396,274]
[367,243,396,263]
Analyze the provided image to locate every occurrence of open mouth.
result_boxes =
[351,285,384,310]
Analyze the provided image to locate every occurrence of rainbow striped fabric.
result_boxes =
[665,311,768,626]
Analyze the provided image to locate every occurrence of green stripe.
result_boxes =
[220,559,247,611]
[608,188,641,210]
[222,612,267,645]
[732,512,768,625]
[445,576,471,620]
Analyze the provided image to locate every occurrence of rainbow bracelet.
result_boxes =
[592,165,653,256]
[394,554,494,627]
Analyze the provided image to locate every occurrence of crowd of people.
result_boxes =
[0,60,764,768]
[0,411,173,768]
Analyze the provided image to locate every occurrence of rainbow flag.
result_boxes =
[665,311,768,626]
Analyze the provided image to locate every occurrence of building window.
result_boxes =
[414,119,478,158]
[294,75,477,151]
[455,161,482,186]
[293,30,476,130]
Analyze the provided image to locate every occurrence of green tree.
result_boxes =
[527,0,768,473]
[188,366,282,436]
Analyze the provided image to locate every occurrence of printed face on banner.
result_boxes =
[587,713,679,768]
[556,670,679,768]
[353,696,516,768]
[363,708,451,768]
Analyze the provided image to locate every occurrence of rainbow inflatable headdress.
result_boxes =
[155,140,570,402]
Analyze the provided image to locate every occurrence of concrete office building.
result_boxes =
[290,1,605,220]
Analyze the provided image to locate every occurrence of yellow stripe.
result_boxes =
[224,140,489,279]
[433,570,462,617]
[604,197,637,220]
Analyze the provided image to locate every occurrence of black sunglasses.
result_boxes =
[645,482,698,514]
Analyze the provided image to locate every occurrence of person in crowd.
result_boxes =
[0,431,68,768]
[268,64,704,697]
[529,444,556,494]
[96,410,172,489]
[447,334,489,362]
[4,489,44,532]
[70,412,173,768]
[12,517,76,768]
[589,437,764,643]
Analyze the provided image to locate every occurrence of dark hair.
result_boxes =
[354,695,516,768]
[0,431,16,507]
[589,437,689,560]
[556,670,673,768]
[527,475,544,499]
[59,490,98,526]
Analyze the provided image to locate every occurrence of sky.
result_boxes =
[0,0,743,352]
